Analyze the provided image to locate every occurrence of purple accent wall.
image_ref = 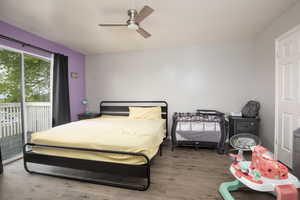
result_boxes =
[0,20,86,121]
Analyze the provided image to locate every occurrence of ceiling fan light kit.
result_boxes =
[127,23,139,30]
[99,5,154,38]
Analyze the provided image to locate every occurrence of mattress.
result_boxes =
[31,117,165,165]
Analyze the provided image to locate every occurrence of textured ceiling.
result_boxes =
[0,0,297,54]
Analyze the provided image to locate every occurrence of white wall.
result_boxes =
[86,41,257,120]
[85,2,300,151]
[254,2,300,151]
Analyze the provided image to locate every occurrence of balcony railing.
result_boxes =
[0,102,51,160]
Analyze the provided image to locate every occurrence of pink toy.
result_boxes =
[250,146,288,180]
[219,145,300,200]
[275,185,298,200]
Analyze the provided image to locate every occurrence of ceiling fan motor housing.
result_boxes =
[127,9,139,30]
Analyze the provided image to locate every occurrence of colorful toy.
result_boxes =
[219,145,300,200]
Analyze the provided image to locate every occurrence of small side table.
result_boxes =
[77,112,100,120]
[228,116,260,138]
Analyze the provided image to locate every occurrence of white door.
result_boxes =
[275,25,300,168]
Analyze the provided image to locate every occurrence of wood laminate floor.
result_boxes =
[0,144,278,200]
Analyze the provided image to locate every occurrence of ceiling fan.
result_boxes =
[99,5,154,39]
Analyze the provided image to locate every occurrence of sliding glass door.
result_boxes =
[24,54,52,142]
[0,46,52,161]
[0,48,22,161]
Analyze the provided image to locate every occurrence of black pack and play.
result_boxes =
[171,110,227,154]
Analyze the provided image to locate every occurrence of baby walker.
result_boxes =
[219,134,300,200]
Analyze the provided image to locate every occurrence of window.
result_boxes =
[0,49,21,103]
[24,54,51,102]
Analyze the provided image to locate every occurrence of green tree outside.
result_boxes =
[0,49,50,103]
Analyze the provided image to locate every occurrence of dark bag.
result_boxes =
[241,101,260,118]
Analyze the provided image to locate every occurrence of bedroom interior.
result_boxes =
[1,0,300,199]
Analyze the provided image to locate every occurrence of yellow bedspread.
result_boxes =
[31,117,165,165]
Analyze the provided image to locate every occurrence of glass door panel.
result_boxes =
[0,48,52,163]
[24,54,51,142]
[0,48,23,160]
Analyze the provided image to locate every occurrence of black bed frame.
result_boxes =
[23,101,168,191]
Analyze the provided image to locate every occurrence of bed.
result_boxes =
[23,101,168,191]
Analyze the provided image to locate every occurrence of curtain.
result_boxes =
[52,54,71,127]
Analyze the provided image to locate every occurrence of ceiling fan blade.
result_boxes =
[98,24,127,27]
[136,27,151,38]
[135,5,154,23]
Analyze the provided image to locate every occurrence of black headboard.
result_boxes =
[99,101,168,137]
